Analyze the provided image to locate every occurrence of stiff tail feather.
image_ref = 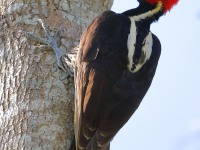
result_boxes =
[69,135,76,150]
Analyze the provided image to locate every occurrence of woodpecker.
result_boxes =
[70,0,178,149]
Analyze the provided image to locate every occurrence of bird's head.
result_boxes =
[138,0,179,13]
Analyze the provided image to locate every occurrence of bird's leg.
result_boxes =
[19,19,76,76]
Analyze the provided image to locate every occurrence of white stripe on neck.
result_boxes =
[127,1,162,73]
[132,1,163,21]
[132,32,153,73]
[127,22,137,71]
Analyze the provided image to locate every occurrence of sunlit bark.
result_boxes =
[0,0,113,149]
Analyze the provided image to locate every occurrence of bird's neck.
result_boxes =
[123,1,164,26]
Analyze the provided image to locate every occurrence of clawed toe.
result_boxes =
[19,19,68,73]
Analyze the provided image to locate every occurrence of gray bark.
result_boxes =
[0,0,113,149]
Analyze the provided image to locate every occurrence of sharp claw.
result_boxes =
[38,19,51,37]
[37,18,42,23]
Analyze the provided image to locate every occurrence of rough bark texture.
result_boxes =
[0,0,113,149]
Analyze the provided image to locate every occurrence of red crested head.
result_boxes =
[145,0,179,12]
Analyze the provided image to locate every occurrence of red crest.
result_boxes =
[145,0,179,12]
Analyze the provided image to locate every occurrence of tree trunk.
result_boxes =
[0,0,113,149]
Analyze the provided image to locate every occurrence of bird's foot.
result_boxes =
[19,19,71,74]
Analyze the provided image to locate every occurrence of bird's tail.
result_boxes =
[69,135,76,150]
[68,133,110,150]
[87,131,110,150]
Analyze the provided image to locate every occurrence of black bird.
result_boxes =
[70,0,178,149]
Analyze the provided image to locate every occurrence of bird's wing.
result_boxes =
[74,10,130,150]
[74,62,106,149]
